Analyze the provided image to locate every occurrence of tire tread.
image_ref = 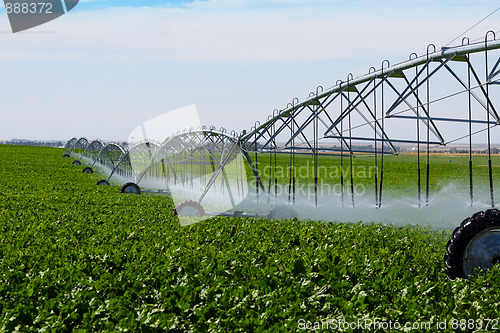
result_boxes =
[445,209,500,280]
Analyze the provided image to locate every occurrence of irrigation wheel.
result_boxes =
[96,179,110,186]
[82,167,93,174]
[173,200,206,217]
[72,160,81,165]
[62,153,70,158]
[444,209,500,280]
[121,182,141,195]
[266,205,298,220]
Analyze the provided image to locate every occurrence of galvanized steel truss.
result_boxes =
[241,33,500,208]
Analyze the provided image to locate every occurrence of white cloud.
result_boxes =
[0,0,499,141]
[0,1,496,63]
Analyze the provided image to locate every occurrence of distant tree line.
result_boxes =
[0,140,64,147]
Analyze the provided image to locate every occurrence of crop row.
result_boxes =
[0,145,499,331]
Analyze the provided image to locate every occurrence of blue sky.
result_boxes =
[0,0,499,141]
[75,0,203,10]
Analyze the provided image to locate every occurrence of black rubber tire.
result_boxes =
[72,160,81,165]
[82,167,93,174]
[62,153,70,158]
[444,209,500,280]
[173,200,206,217]
[121,182,141,195]
[266,205,298,220]
[96,179,110,186]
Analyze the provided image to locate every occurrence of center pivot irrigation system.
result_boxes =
[64,31,500,280]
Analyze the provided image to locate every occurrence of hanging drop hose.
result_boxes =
[373,70,379,207]
[349,112,355,208]
[348,78,355,208]
[416,64,422,208]
[267,126,272,204]
[292,118,296,205]
[467,53,474,207]
[314,109,318,207]
[340,94,345,208]
[255,129,259,202]
[486,34,495,207]
[378,61,389,208]
[426,47,433,207]
[288,121,293,203]
[239,144,245,200]
[274,124,278,204]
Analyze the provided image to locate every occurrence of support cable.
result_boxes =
[445,6,500,47]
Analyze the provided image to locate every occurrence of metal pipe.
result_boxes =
[241,39,500,143]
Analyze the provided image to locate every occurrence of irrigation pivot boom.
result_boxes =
[242,33,500,210]
[67,31,500,280]
[239,32,500,280]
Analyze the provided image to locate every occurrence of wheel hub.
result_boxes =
[463,228,500,278]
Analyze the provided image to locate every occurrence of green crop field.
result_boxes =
[249,152,500,199]
[0,144,500,331]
